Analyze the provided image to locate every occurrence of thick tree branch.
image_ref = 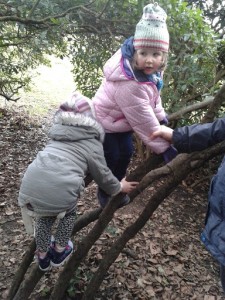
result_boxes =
[9,154,162,300]
[82,141,225,299]
[49,156,163,299]
[7,240,36,300]
[9,207,102,300]
[9,138,225,299]
[13,265,43,300]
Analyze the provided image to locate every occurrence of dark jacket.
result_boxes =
[173,117,225,266]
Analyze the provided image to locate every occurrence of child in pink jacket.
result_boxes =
[92,3,177,206]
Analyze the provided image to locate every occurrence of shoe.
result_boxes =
[97,188,111,208]
[118,194,130,208]
[51,240,73,267]
[36,251,52,271]
[98,188,130,209]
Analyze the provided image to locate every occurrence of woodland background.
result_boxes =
[1,0,225,299]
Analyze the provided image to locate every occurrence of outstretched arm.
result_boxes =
[151,117,225,153]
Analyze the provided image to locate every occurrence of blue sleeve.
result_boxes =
[173,117,225,153]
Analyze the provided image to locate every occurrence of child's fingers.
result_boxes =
[120,179,139,193]
[150,130,161,139]
[128,182,139,191]
[130,181,139,186]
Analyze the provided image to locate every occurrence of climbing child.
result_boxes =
[92,3,177,205]
[18,91,138,271]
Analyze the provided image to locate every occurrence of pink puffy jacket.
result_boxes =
[92,49,170,154]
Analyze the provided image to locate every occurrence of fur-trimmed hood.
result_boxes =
[52,110,105,143]
[18,102,122,235]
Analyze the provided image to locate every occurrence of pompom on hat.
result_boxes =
[59,91,95,118]
[133,2,169,52]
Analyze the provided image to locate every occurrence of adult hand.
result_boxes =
[150,125,174,143]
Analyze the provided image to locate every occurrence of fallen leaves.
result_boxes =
[1,106,225,299]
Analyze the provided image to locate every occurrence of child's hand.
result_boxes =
[150,125,174,142]
[120,178,139,194]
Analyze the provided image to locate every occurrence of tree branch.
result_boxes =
[202,82,225,123]
[82,140,225,299]
[168,97,214,122]
[27,0,42,18]
[0,2,96,25]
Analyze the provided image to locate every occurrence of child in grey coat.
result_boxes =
[18,91,138,271]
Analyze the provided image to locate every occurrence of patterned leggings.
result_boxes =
[35,210,76,252]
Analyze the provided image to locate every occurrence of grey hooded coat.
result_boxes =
[18,111,121,218]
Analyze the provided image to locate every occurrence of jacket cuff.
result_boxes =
[162,145,178,163]
[159,116,169,125]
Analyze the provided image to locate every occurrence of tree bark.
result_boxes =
[8,207,102,300]
[13,266,44,300]
[9,88,225,299]
[10,139,225,299]
[8,154,162,300]
[202,83,225,123]
[49,155,163,299]
[7,239,36,300]
[82,141,225,299]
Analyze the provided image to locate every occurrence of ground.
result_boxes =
[1,59,225,299]
[1,106,225,300]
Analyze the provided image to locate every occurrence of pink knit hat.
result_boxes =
[60,91,94,118]
[133,3,169,52]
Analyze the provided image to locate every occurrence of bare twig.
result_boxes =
[27,0,42,18]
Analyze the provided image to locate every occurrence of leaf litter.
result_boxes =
[0,106,224,299]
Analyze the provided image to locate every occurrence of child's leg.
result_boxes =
[35,216,56,271]
[35,216,56,255]
[54,210,76,250]
[103,131,133,180]
[97,133,120,207]
[114,131,133,181]
[103,132,120,175]
[100,130,133,194]
[51,211,76,267]
[98,132,133,208]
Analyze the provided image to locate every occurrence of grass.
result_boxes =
[0,56,75,116]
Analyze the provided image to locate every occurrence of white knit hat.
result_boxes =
[133,2,169,52]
